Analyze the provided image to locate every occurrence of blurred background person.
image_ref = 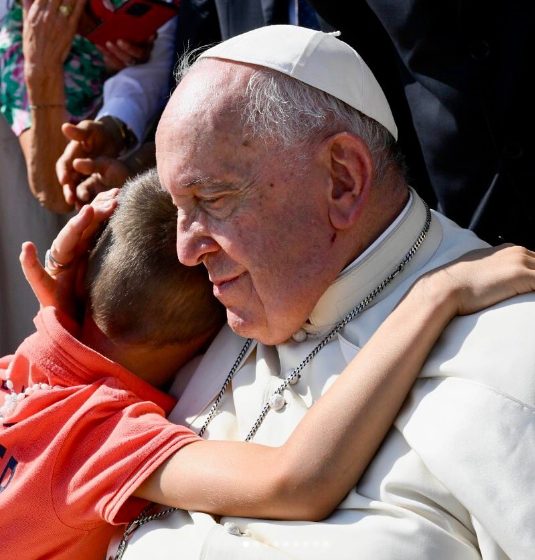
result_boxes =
[0,0,171,212]
[309,0,535,249]
[69,0,529,250]
[56,0,326,205]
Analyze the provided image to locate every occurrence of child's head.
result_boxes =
[85,169,226,353]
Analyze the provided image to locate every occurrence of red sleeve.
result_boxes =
[52,386,201,528]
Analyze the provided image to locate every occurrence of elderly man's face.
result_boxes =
[156,60,339,344]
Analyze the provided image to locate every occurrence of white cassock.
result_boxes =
[116,190,535,560]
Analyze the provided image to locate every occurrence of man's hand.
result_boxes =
[70,156,131,205]
[20,190,119,318]
[56,119,125,206]
[98,36,156,72]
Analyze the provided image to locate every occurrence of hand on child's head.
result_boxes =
[19,191,120,318]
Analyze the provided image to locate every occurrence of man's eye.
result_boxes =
[202,196,225,209]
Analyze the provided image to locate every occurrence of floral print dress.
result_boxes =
[0,0,112,136]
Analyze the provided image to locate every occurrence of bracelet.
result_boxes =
[28,103,65,110]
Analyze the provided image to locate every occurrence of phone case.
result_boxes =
[83,0,179,47]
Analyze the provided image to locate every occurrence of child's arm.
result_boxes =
[134,245,535,521]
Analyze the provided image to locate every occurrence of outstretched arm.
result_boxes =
[135,246,535,520]
[19,210,535,520]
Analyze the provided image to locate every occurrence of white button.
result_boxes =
[224,521,242,536]
[292,329,307,343]
[269,393,286,411]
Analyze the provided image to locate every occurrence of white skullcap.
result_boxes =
[198,24,398,140]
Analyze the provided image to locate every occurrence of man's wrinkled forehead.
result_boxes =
[157,61,253,168]
[160,59,252,123]
[156,61,261,194]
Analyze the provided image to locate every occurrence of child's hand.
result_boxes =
[19,189,119,318]
[418,245,535,317]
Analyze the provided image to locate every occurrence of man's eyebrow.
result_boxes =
[181,176,256,194]
[181,177,235,190]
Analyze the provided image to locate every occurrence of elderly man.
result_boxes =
[100,25,535,559]
[22,25,534,559]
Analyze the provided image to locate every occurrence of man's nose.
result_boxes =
[176,220,219,266]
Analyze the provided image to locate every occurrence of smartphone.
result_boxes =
[82,0,179,47]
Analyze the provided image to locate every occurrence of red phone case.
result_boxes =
[84,0,179,47]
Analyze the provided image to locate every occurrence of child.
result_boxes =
[0,170,225,558]
[1,170,533,560]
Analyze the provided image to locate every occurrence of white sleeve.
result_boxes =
[0,0,11,21]
[116,510,295,560]
[96,16,177,143]
[398,376,535,559]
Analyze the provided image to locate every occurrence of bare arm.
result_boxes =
[135,247,535,520]
[19,0,85,213]
[19,214,534,521]
[19,81,70,213]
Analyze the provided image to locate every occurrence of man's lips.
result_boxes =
[211,272,246,297]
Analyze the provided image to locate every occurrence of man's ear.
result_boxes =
[323,132,373,230]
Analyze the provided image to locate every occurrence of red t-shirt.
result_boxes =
[0,307,201,560]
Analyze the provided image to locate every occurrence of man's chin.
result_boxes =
[226,311,292,346]
[226,310,259,340]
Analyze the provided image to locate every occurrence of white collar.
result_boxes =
[302,189,441,334]
[341,190,413,275]
[172,190,441,424]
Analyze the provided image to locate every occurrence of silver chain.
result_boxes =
[198,337,254,437]
[114,203,431,558]
[243,202,431,441]
[114,505,178,560]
